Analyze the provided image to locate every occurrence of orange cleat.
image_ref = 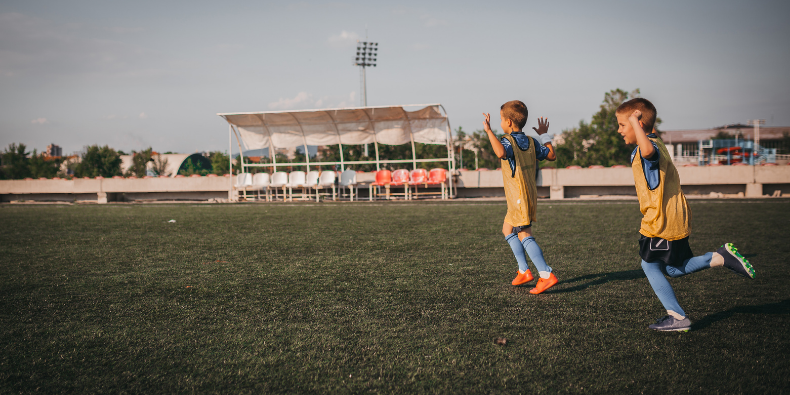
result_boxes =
[511,270,534,286]
[529,273,558,294]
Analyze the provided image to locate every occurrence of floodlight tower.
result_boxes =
[354,40,378,106]
[354,40,377,156]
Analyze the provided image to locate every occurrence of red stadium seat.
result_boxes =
[409,169,427,184]
[418,168,448,199]
[407,169,428,199]
[391,169,409,185]
[369,170,392,200]
[389,169,411,199]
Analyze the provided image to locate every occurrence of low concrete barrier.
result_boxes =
[455,165,790,198]
[1,166,788,203]
[0,176,232,203]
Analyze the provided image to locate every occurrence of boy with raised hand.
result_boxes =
[483,100,558,294]
[616,98,756,332]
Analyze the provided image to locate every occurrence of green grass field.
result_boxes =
[1,200,789,393]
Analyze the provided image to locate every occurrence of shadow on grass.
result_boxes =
[549,269,645,294]
[693,299,790,330]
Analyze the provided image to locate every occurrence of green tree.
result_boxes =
[29,150,64,179]
[710,130,736,140]
[1,143,32,179]
[152,153,170,176]
[459,129,505,170]
[554,88,662,168]
[125,147,153,177]
[179,158,210,176]
[74,145,122,178]
[210,151,230,175]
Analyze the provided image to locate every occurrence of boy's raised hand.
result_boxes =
[630,110,642,122]
[532,117,550,135]
[482,113,493,133]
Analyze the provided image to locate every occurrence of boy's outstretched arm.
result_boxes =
[630,110,655,158]
[483,113,506,159]
[532,117,556,161]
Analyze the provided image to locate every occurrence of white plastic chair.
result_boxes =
[339,170,357,201]
[269,171,288,201]
[234,173,253,201]
[304,171,321,201]
[287,171,307,201]
[251,173,270,201]
[314,171,337,202]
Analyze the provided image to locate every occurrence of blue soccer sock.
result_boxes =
[641,259,685,318]
[521,237,552,278]
[664,252,713,278]
[505,233,529,273]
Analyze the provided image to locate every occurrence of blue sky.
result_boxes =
[1,0,788,155]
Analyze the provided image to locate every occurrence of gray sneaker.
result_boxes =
[718,243,755,279]
[648,315,691,332]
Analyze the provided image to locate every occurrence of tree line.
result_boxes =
[0,145,232,180]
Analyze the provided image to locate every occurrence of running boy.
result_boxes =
[483,100,558,294]
[617,98,756,332]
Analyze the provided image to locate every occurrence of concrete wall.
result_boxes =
[455,165,790,199]
[1,166,788,202]
[0,176,233,203]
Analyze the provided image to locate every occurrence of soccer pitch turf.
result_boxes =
[1,200,788,393]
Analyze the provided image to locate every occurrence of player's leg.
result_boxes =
[662,252,714,278]
[641,259,691,332]
[503,220,533,285]
[518,227,558,294]
[664,245,755,279]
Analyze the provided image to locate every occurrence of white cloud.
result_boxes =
[139,112,147,119]
[269,92,315,110]
[30,117,48,124]
[328,30,360,47]
[269,91,360,111]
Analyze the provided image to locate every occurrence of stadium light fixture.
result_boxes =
[354,40,378,107]
[354,40,378,156]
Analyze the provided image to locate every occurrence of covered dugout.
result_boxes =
[218,104,456,200]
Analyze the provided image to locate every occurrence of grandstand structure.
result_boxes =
[218,104,456,201]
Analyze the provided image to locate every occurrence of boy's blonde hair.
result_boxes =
[616,98,657,133]
[501,100,528,129]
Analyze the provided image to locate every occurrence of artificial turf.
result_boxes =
[0,200,788,394]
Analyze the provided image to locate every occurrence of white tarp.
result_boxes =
[218,104,449,151]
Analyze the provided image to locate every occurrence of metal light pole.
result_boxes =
[355,41,377,157]
[748,119,765,164]
[354,41,377,106]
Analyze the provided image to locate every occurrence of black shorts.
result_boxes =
[638,235,694,267]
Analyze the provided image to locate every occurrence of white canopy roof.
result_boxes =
[218,104,450,150]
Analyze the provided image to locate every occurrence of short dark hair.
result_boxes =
[616,98,657,133]
[500,100,528,129]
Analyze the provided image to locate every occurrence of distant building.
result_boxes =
[45,144,62,157]
[662,125,789,157]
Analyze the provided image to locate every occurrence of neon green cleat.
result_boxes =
[718,243,755,279]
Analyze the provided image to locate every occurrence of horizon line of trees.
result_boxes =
[0,145,236,180]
